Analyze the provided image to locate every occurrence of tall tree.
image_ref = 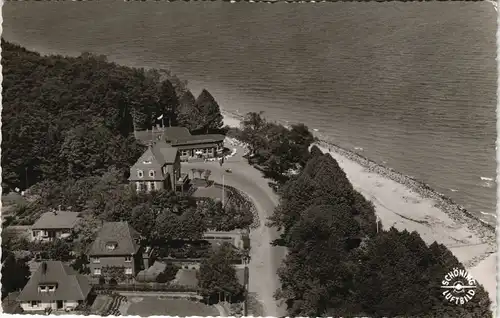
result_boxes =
[1,254,30,297]
[177,91,200,131]
[194,89,224,134]
[59,122,144,179]
[240,111,267,156]
[71,253,91,275]
[197,243,244,303]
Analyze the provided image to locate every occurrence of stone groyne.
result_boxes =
[316,139,496,244]
[221,109,495,249]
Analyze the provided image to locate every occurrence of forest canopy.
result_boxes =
[1,40,224,190]
[267,148,492,317]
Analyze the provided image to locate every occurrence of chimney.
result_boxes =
[41,262,48,274]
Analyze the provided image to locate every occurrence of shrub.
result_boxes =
[156,264,180,283]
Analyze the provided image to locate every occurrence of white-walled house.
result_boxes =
[17,261,91,312]
[31,211,80,242]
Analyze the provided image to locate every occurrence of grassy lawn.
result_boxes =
[89,295,112,314]
[126,297,219,316]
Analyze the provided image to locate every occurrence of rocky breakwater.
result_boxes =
[317,140,496,266]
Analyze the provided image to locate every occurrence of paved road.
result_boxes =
[182,147,287,316]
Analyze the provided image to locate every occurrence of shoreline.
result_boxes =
[221,109,495,239]
[221,109,496,307]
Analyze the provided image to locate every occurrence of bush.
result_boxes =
[98,276,106,285]
[156,264,180,283]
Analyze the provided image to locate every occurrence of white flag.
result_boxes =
[157,114,164,120]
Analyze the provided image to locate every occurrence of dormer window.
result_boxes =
[106,242,118,250]
[137,170,144,178]
[38,284,56,293]
[149,170,155,177]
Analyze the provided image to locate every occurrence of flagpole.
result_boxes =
[222,174,225,206]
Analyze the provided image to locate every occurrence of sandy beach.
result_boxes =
[221,110,497,311]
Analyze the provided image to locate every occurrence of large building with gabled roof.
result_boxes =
[17,260,91,312]
[128,140,188,193]
[135,126,225,161]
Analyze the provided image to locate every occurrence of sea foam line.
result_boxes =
[480,176,494,182]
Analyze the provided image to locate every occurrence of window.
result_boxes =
[143,156,153,164]
[94,268,101,276]
[39,286,47,292]
[182,150,189,156]
[125,268,133,275]
[149,182,155,191]
[137,170,144,178]
[32,231,38,237]
[125,256,132,262]
[92,257,100,264]
[48,286,55,292]
[106,243,117,250]
[31,301,39,307]
[203,148,207,154]
[149,170,155,177]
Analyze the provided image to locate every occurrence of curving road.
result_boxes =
[182,148,287,316]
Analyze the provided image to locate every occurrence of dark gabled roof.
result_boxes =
[17,261,91,302]
[176,143,219,151]
[152,141,179,164]
[88,222,141,256]
[163,127,192,141]
[129,142,178,181]
[134,130,164,145]
[172,134,225,146]
[32,211,80,230]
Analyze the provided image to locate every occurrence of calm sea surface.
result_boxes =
[3,1,497,223]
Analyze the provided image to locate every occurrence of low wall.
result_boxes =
[213,183,260,229]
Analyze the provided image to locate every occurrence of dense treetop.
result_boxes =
[2,40,225,190]
[230,111,316,185]
[197,243,244,303]
[267,146,491,317]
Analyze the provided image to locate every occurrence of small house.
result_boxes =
[87,222,145,280]
[17,261,91,312]
[31,211,80,242]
